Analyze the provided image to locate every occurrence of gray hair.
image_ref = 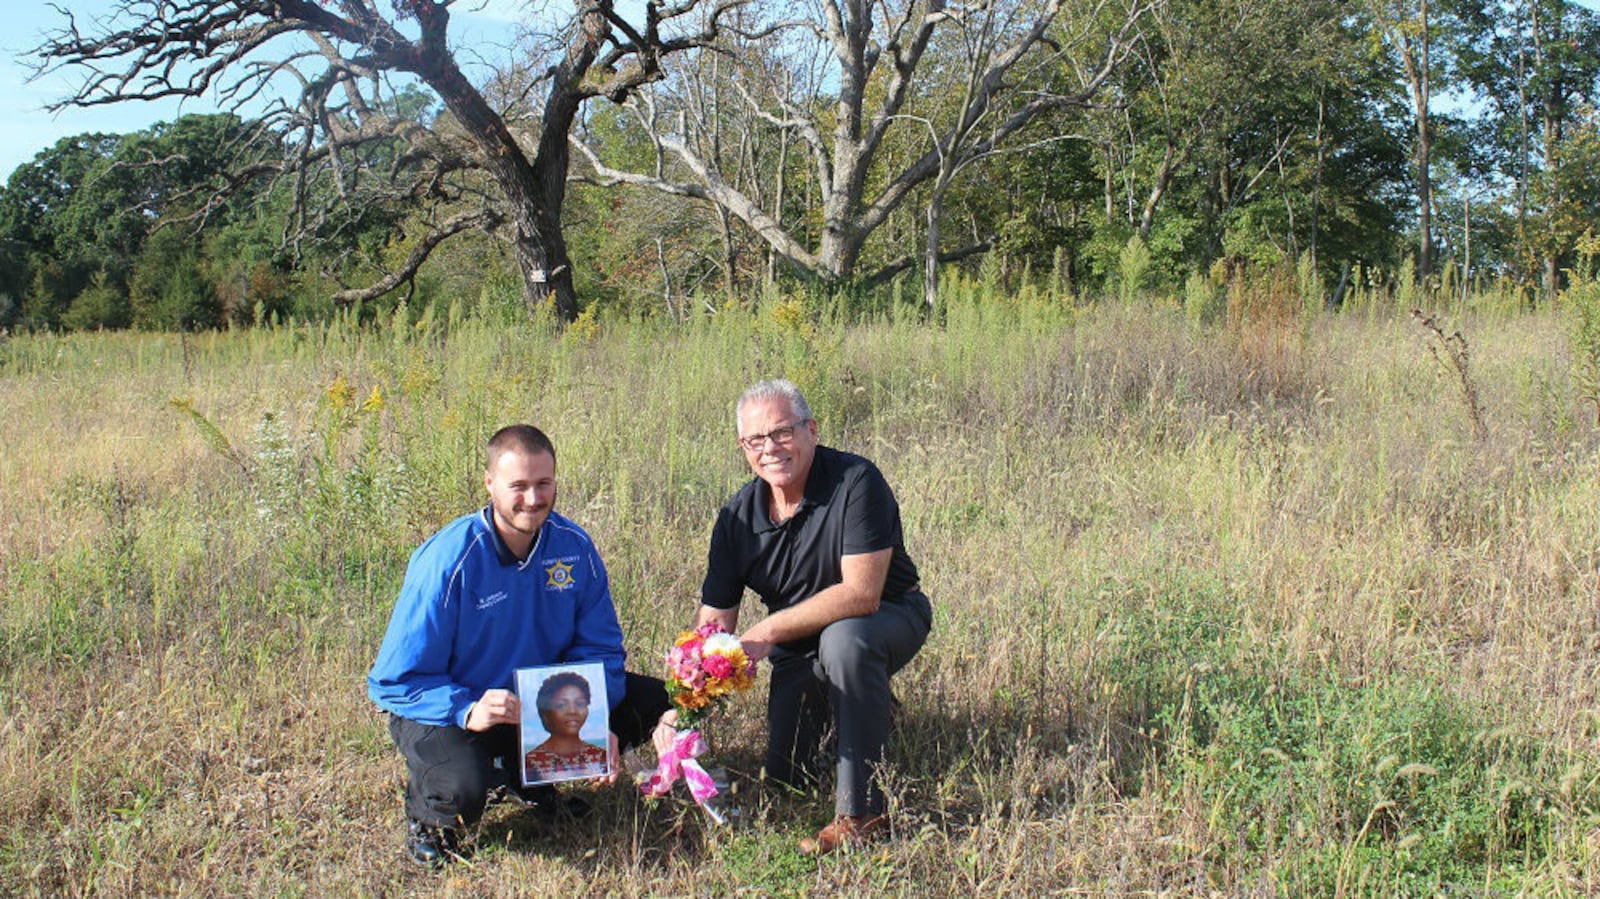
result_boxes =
[736,379,813,430]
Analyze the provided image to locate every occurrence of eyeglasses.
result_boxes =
[739,421,807,452]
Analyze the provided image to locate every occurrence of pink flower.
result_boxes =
[659,622,760,729]
[702,654,735,679]
[668,645,703,680]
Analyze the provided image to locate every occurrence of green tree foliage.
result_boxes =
[60,270,128,331]
[1528,105,1600,273]
[8,0,1600,329]
[129,227,215,330]
[0,115,273,330]
[1449,0,1600,293]
[1091,0,1412,283]
[0,133,125,325]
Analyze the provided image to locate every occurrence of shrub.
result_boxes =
[1118,233,1154,305]
[61,270,129,331]
[1184,270,1223,326]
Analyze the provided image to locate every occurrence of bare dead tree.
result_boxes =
[572,0,1156,291]
[33,0,742,319]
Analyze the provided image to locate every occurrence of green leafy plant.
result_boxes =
[1563,267,1600,431]
[1118,234,1154,306]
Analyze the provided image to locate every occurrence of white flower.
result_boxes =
[702,633,742,656]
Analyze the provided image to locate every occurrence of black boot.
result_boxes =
[405,819,462,866]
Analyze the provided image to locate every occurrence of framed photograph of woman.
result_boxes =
[515,662,612,786]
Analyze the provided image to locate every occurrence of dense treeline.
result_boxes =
[5,0,1599,332]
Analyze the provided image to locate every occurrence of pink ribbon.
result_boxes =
[642,728,722,818]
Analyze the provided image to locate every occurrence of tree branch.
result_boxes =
[330,208,503,305]
[860,237,995,288]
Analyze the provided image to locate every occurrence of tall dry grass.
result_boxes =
[2,280,1599,896]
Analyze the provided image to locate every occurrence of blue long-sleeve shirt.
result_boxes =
[368,507,627,728]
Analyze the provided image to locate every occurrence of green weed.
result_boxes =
[3,285,1600,895]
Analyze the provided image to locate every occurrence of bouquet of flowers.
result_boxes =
[641,623,758,821]
[666,623,758,726]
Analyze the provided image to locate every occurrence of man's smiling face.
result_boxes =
[737,396,817,496]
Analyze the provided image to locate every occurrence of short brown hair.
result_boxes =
[486,424,557,469]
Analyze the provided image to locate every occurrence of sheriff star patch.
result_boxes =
[545,559,575,590]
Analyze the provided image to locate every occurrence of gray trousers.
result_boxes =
[765,591,932,817]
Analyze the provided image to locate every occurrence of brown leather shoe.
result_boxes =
[798,813,890,855]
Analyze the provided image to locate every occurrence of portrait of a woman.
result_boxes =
[523,671,609,783]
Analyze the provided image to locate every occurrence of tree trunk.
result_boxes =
[1536,0,1566,299]
[1104,144,1116,224]
[407,13,583,320]
[1379,0,1435,285]
[718,205,738,297]
[1516,23,1531,267]
[462,122,579,320]
[512,219,579,320]
[1138,139,1177,238]
[1415,0,1434,283]
[769,129,789,286]
[924,194,942,313]
[1311,90,1326,263]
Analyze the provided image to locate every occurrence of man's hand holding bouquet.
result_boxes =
[641,623,759,823]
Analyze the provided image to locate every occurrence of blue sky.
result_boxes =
[0,0,540,181]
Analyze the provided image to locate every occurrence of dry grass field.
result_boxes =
[4,280,1600,896]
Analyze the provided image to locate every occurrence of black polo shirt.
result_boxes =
[701,445,922,651]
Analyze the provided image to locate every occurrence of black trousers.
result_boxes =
[765,591,932,817]
[389,671,671,829]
